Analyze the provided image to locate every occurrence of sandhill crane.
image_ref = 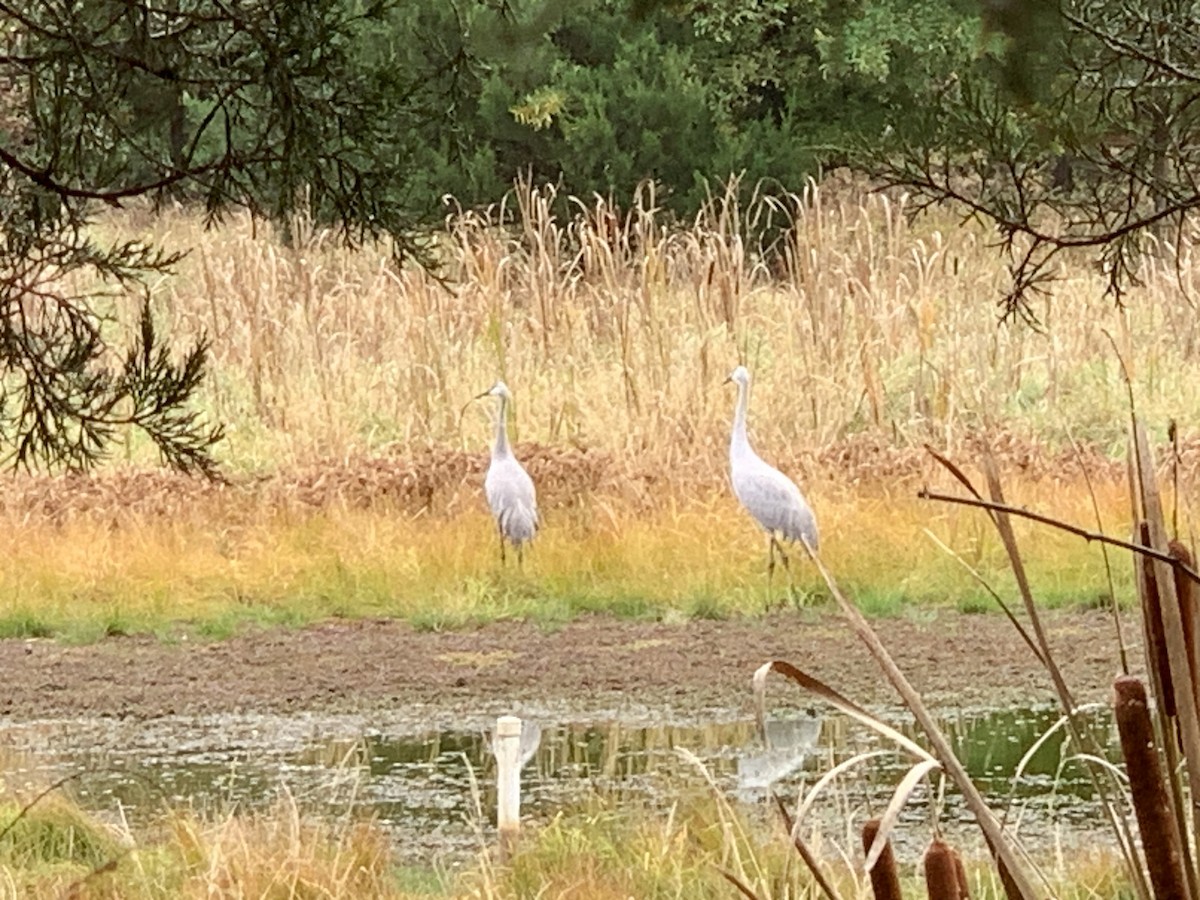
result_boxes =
[474,381,539,565]
[725,365,818,601]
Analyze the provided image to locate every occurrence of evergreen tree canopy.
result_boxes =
[4,0,1194,472]
[865,0,1200,320]
[0,0,498,473]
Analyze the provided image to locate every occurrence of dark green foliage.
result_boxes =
[867,0,1200,320]
[0,0,507,472]
[19,0,1175,471]
[7,0,476,253]
[257,0,983,220]
[448,0,984,217]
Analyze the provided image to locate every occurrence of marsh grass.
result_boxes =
[5,174,1196,635]
[99,176,1200,473]
[0,775,1132,899]
[0,476,1141,638]
[474,793,1133,900]
[0,802,406,898]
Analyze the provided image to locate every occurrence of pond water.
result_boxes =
[0,702,1121,867]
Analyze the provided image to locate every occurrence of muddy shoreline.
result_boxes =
[0,609,1134,722]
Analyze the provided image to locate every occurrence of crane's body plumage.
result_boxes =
[485,451,538,547]
[478,381,538,564]
[729,450,819,550]
[726,366,818,596]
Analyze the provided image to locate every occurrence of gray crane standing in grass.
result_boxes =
[474,380,539,566]
[724,365,819,602]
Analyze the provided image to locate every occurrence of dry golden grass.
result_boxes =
[0,799,410,899]
[100,174,1200,479]
[1,175,1194,633]
[0,775,1131,899]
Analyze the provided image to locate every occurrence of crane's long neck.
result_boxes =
[492,395,511,458]
[731,382,751,455]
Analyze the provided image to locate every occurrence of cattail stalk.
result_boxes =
[1169,539,1200,723]
[1113,675,1188,900]
[861,819,902,900]
[1140,523,1176,717]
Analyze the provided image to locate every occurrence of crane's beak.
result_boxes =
[722,375,733,385]
[473,390,490,401]
[459,393,487,423]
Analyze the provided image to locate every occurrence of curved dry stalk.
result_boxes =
[794,750,897,825]
[753,660,933,762]
[863,758,942,873]
[1065,752,1131,784]
[1002,704,1122,831]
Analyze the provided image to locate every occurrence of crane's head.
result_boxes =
[475,380,512,402]
[723,365,750,388]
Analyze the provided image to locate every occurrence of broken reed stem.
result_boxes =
[1169,538,1200,896]
[861,819,902,900]
[924,840,964,900]
[773,791,843,900]
[917,488,1200,586]
[1113,676,1190,900]
[801,543,1038,900]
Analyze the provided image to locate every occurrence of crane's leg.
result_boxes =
[771,536,802,608]
[516,542,525,570]
[764,535,777,612]
[497,529,507,566]
[773,537,791,571]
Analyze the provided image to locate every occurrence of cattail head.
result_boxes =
[861,818,902,900]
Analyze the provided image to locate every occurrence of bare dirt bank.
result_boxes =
[0,608,1134,721]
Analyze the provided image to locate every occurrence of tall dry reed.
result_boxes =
[95,175,1200,493]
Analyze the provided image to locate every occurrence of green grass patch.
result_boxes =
[0,474,1151,642]
[0,612,54,640]
[391,865,451,895]
[0,795,121,884]
[686,593,731,620]
[957,593,993,615]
